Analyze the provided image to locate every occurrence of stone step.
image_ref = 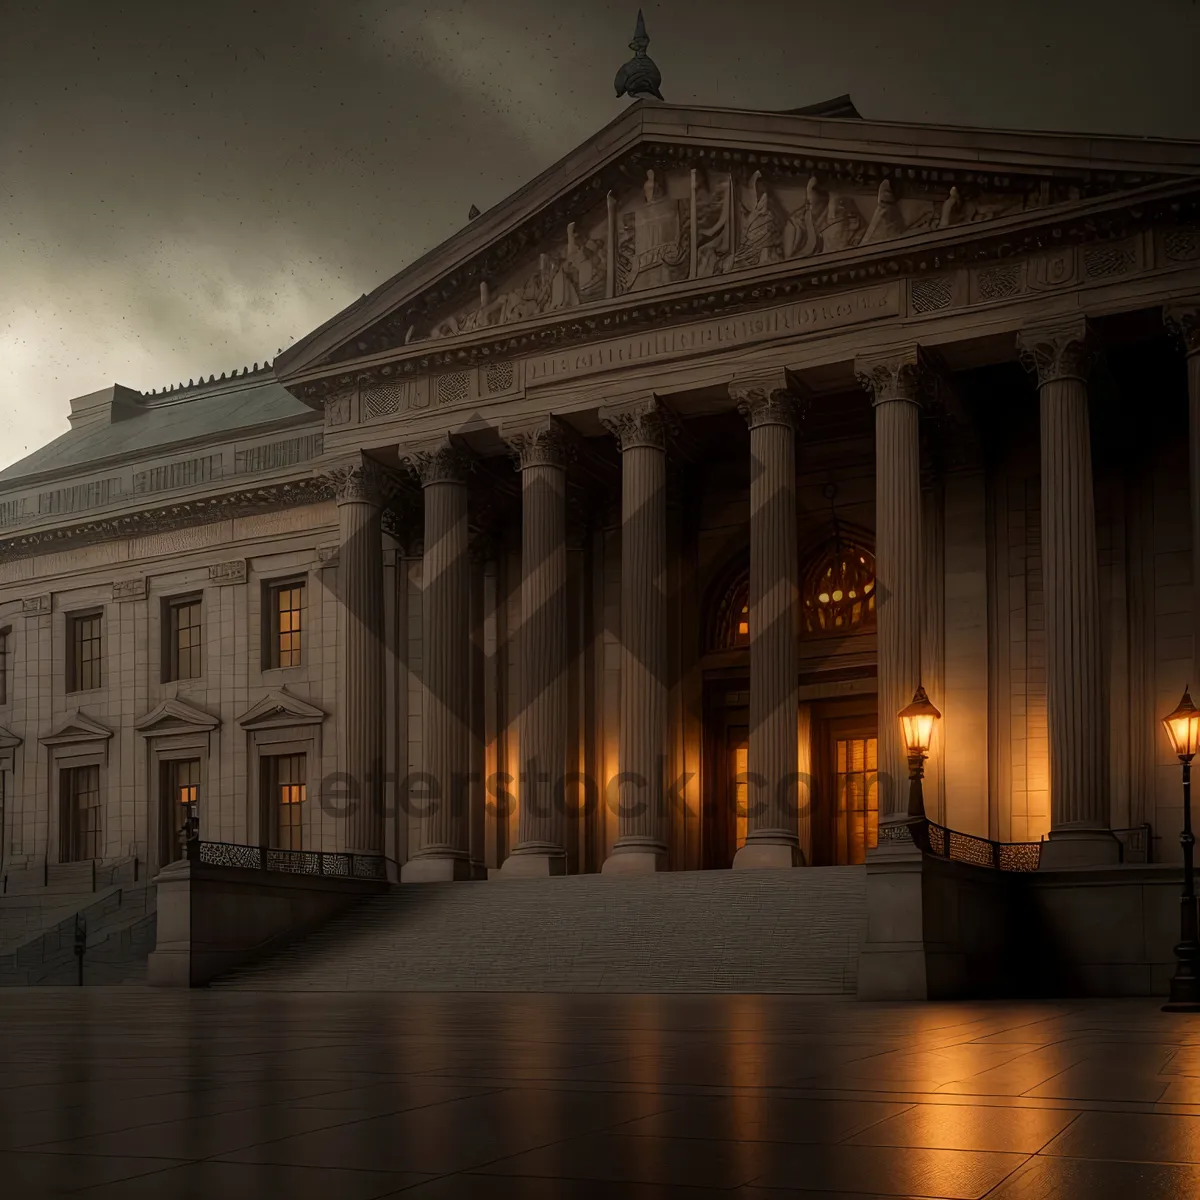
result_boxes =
[216,867,867,993]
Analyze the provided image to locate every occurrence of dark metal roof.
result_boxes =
[782,95,862,119]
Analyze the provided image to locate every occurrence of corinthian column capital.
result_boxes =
[1164,298,1200,358]
[501,415,574,471]
[855,347,930,407]
[730,370,806,430]
[599,395,679,452]
[401,436,474,488]
[1017,318,1098,386]
[325,455,389,506]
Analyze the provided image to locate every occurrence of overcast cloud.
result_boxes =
[2,0,1198,470]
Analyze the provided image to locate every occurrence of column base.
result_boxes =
[1038,828,1121,869]
[498,850,567,878]
[732,839,804,870]
[400,855,474,883]
[601,842,668,874]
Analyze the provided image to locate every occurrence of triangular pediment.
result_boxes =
[237,687,326,729]
[0,724,21,751]
[135,697,220,735]
[40,710,113,746]
[275,101,1200,394]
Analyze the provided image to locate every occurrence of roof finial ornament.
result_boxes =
[615,9,663,102]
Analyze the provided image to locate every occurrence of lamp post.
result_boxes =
[1162,687,1200,1012]
[898,684,941,821]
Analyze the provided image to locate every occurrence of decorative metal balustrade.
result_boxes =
[891,819,1155,872]
[186,839,389,881]
[919,820,1043,872]
[878,818,1043,871]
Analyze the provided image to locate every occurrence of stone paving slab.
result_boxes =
[0,990,1195,1198]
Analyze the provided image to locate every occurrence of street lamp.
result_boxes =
[899,684,941,820]
[1162,687,1200,1012]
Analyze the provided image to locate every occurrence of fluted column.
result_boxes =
[1018,319,1117,867]
[600,396,672,873]
[731,373,803,868]
[400,437,474,882]
[329,456,386,854]
[501,417,570,876]
[856,350,925,828]
[1165,300,1200,689]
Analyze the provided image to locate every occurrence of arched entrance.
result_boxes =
[700,531,882,867]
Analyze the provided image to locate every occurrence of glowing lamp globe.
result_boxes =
[899,685,941,758]
[1163,688,1200,762]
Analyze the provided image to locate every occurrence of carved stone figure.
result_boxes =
[818,194,866,253]
[617,169,689,293]
[727,171,785,271]
[863,180,907,244]
[938,186,963,229]
[428,217,608,337]
[693,168,732,278]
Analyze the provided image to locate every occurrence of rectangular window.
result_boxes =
[167,596,203,681]
[836,736,879,866]
[268,582,304,669]
[68,611,103,692]
[267,753,306,851]
[0,627,8,705]
[61,764,101,862]
[163,758,200,862]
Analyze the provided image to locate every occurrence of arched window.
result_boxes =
[801,543,876,635]
[710,570,750,650]
[706,535,876,651]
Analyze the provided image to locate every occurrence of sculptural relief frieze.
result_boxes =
[292,184,1195,397]
[407,163,1083,347]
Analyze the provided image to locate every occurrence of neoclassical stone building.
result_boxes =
[3,95,1200,893]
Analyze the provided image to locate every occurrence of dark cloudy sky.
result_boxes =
[3,0,1198,469]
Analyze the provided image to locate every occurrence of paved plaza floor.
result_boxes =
[0,991,1197,1198]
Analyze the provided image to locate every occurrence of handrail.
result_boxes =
[901,818,1043,872]
[185,838,391,881]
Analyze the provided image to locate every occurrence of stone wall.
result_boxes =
[0,501,339,874]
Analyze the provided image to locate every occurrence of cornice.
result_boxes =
[288,181,1200,402]
[0,477,335,563]
[0,409,320,501]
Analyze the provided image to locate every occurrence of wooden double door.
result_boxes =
[704,684,878,868]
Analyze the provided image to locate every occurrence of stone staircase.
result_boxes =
[215,866,867,993]
[0,859,156,985]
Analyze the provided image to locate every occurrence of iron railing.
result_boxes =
[881,818,1043,872]
[186,839,388,880]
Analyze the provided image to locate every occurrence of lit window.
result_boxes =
[712,574,751,650]
[166,759,200,861]
[803,547,876,635]
[269,583,304,668]
[167,597,203,681]
[835,736,878,865]
[734,743,749,851]
[68,612,103,692]
[272,753,306,851]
